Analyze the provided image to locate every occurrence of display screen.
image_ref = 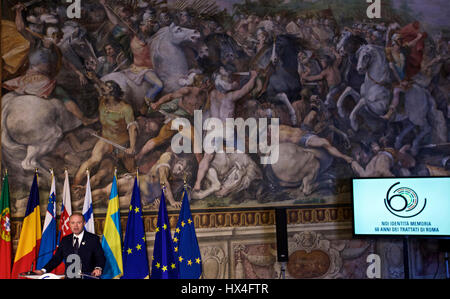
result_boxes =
[352,177,450,237]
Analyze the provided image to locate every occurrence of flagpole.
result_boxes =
[136,168,139,188]
[49,168,54,190]
[183,172,188,199]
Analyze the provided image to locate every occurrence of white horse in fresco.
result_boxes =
[1,92,81,182]
[150,23,201,93]
[337,44,447,154]
[101,23,201,113]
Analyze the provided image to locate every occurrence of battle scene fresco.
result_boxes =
[1,0,449,280]
[3,0,448,217]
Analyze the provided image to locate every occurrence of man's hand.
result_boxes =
[12,3,26,12]
[125,147,136,155]
[250,70,258,79]
[302,67,311,77]
[78,73,88,86]
[86,71,96,80]
[169,200,182,208]
[33,270,44,275]
[91,268,102,277]
[150,102,159,111]
[139,105,148,115]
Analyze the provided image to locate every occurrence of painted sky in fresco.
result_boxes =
[167,0,450,30]
[392,0,450,28]
[219,0,450,34]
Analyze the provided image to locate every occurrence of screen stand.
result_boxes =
[279,262,286,279]
[445,252,449,279]
[403,237,410,279]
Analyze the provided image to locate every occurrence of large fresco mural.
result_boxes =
[1,0,449,279]
[2,0,448,216]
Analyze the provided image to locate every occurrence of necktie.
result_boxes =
[74,237,79,254]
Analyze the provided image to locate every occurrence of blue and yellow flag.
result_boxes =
[173,189,202,279]
[122,177,149,279]
[101,174,123,279]
[150,187,178,279]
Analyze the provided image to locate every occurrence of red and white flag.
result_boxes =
[59,170,73,240]
[55,170,72,274]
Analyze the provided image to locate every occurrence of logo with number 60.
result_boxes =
[384,182,427,218]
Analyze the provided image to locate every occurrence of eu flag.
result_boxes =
[122,177,149,279]
[173,189,202,279]
[150,187,178,279]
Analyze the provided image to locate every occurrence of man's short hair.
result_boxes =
[104,42,121,55]
[212,68,233,93]
[171,153,198,184]
[321,55,334,67]
[70,212,85,222]
[193,74,208,87]
[105,80,124,99]
[300,88,312,100]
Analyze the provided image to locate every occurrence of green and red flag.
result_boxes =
[0,173,12,279]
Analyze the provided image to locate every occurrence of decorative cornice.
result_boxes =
[10,206,352,240]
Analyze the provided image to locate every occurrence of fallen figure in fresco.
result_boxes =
[72,151,197,210]
[262,143,334,197]
[190,152,263,201]
[274,124,354,164]
[350,139,416,177]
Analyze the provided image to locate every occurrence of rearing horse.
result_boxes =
[101,24,201,114]
[338,44,446,155]
[251,34,303,125]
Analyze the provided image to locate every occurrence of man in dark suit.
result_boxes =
[34,212,105,278]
